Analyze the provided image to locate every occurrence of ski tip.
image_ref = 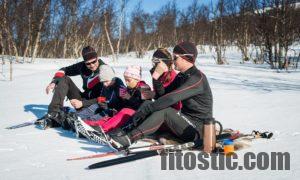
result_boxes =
[85,166,92,170]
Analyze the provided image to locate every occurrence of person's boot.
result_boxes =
[38,112,61,129]
[108,128,132,150]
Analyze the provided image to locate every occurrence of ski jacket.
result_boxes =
[98,77,126,111]
[123,81,151,110]
[151,66,213,122]
[50,60,106,107]
[51,59,105,93]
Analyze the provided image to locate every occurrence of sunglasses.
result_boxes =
[85,59,98,66]
[151,57,172,64]
[173,54,194,61]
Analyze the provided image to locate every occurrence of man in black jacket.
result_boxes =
[109,42,213,149]
[42,46,105,128]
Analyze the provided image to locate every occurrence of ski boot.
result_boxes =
[108,128,132,150]
[38,112,62,130]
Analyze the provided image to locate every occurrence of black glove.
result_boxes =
[132,103,153,126]
[98,102,108,110]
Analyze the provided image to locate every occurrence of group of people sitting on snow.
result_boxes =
[41,41,213,150]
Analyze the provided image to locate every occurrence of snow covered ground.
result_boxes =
[0,47,300,179]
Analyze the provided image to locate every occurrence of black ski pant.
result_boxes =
[128,106,203,142]
[48,76,84,113]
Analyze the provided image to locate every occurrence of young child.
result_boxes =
[83,65,151,133]
[76,64,125,122]
[120,65,152,109]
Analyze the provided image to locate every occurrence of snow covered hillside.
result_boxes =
[0,47,300,179]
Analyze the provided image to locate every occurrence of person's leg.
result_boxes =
[121,100,152,132]
[101,108,135,133]
[76,104,101,120]
[128,107,201,142]
[48,76,82,113]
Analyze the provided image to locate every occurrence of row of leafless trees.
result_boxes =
[0,0,299,68]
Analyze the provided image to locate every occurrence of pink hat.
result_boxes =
[124,65,142,80]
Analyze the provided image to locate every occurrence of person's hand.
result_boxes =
[70,99,83,109]
[120,91,131,99]
[141,90,155,100]
[152,60,168,80]
[119,88,131,99]
[46,83,56,94]
[98,102,108,110]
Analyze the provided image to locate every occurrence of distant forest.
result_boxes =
[1,0,300,69]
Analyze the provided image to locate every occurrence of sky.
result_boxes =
[126,0,214,13]
[123,0,216,26]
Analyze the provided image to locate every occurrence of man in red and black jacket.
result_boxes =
[109,42,213,149]
[42,46,105,128]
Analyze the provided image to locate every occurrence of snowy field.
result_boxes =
[0,46,300,179]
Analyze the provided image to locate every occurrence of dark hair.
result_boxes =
[82,46,98,61]
[153,48,173,68]
[153,48,173,83]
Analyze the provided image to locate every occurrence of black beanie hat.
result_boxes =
[153,48,172,66]
[82,46,98,61]
[173,41,197,63]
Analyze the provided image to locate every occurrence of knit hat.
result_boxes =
[99,65,115,82]
[82,46,98,61]
[124,65,142,80]
[152,48,173,66]
[173,41,198,63]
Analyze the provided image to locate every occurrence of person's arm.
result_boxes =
[131,71,206,126]
[123,90,143,110]
[124,83,151,110]
[82,98,97,108]
[50,62,84,84]
[152,74,181,98]
[150,72,205,112]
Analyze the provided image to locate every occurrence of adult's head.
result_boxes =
[124,65,142,88]
[99,65,116,87]
[173,41,198,72]
[82,46,99,72]
[152,48,173,69]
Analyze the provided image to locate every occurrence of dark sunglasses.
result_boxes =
[85,59,98,66]
[173,54,194,61]
[151,57,172,64]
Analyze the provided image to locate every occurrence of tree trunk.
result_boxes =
[77,22,95,57]
[31,0,50,63]
[23,0,33,63]
[2,0,19,62]
[100,33,105,57]
[0,30,4,65]
[104,12,117,62]
[125,39,130,54]
[62,38,67,58]
[116,0,126,58]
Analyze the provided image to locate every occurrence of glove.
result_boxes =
[119,88,131,99]
[132,103,153,126]
[98,102,108,110]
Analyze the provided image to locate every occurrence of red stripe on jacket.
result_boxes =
[162,71,204,98]
[87,76,100,89]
